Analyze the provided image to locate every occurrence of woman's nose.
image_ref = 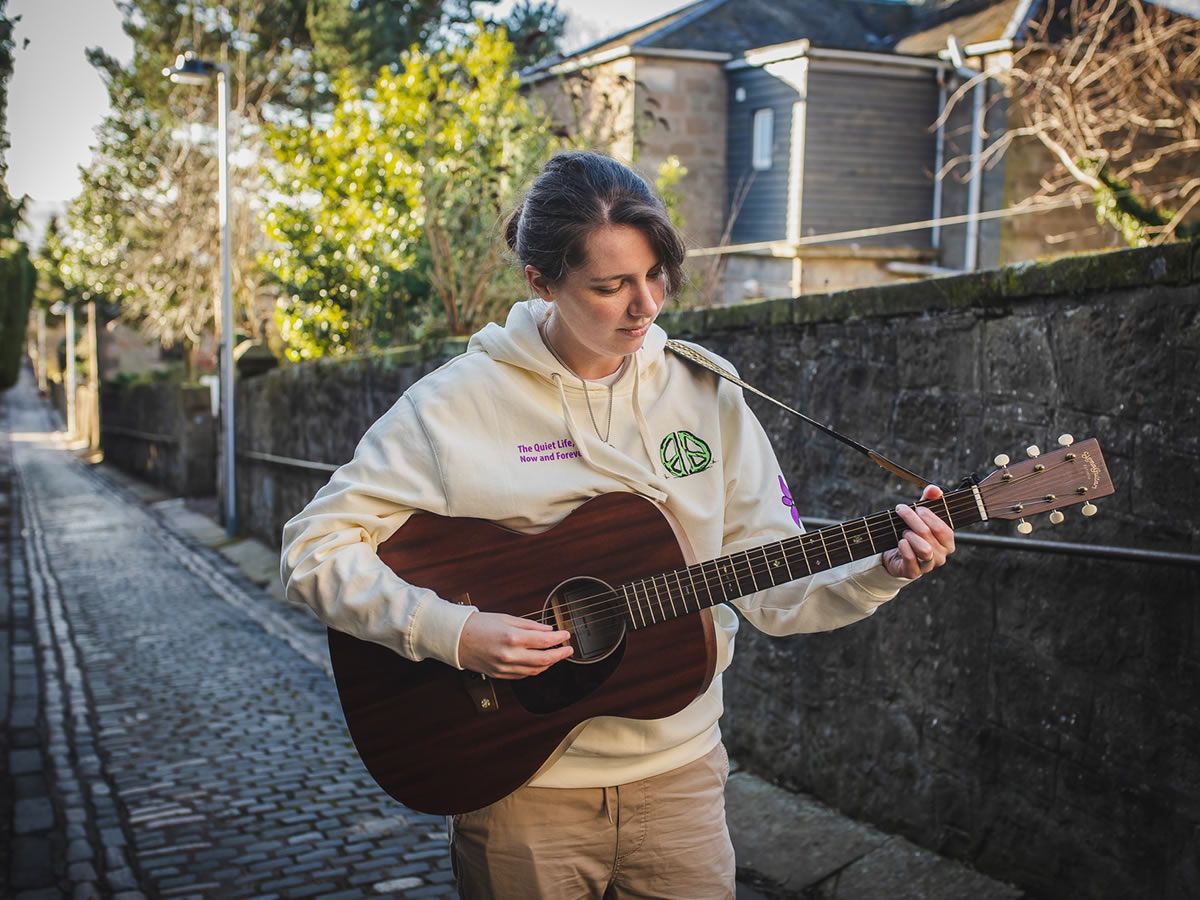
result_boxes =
[629,280,658,317]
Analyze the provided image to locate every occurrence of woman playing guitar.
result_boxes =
[280,150,955,899]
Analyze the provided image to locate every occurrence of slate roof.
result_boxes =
[525,0,1198,76]
[523,0,924,75]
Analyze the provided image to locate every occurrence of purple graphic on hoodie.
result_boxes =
[778,474,801,529]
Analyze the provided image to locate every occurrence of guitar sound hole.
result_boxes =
[548,576,626,663]
[511,577,626,715]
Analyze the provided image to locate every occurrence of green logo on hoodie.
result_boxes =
[660,430,713,477]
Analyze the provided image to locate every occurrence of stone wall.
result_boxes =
[100,383,215,497]
[234,346,455,547]
[239,240,1199,898]
[658,239,1200,900]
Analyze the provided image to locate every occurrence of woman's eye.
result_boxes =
[596,285,621,295]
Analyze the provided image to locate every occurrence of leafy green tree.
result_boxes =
[0,0,32,390]
[264,28,555,359]
[53,0,321,367]
[306,1,566,92]
[49,0,567,367]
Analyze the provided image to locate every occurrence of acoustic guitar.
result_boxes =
[328,437,1113,815]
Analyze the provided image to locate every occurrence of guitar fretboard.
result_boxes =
[617,488,982,629]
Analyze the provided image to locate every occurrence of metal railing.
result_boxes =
[803,516,1200,568]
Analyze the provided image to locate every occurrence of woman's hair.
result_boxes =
[503,151,686,296]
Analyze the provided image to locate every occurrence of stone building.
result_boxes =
[522,0,1198,302]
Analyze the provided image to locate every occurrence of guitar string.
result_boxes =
[525,470,1072,632]
[525,492,987,631]
[526,463,1057,623]
[518,460,1088,632]
[523,468,1072,634]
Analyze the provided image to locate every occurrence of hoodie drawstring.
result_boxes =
[551,371,668,504]
[630,358,660,480]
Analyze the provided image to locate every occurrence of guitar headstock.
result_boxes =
[978,435,1114,531]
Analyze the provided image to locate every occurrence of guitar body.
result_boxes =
[327,492,718,815]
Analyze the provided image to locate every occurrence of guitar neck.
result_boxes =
[619,485,984,629]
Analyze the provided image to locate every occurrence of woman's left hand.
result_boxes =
[882,484,956,580]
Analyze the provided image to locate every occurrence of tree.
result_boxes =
[263,28,554,359]
[950,0,1200,245]
[51,1,322,370]
[304,1,566,99]
[0,0,32,390]
[50,0,568,367]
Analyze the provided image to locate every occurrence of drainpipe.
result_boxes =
[947,37,985,272]
[932,72,948,251]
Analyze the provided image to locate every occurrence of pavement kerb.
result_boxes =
[88,460,1022,900]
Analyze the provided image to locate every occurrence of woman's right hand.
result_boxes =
[457,611,574,679]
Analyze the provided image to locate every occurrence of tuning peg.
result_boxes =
[1049,510,1065,525]
[993,453,1010,467]
[1026,445,1041,458]
[1081,502,1098,517]
[1057,434,1074,447]
[1017,519,1033,535]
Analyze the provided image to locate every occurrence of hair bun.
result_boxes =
[504,202,523,253]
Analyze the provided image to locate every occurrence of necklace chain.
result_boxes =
[582,378,614,444]
[540,325,617,444]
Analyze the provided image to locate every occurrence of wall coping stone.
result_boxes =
[260,240,1197,374]
[658,238,1199,337]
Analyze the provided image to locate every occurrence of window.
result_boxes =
[751,108,774,171]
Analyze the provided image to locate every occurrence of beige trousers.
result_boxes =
[450,742,735,900]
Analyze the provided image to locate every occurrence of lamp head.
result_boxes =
[163,52,217,85]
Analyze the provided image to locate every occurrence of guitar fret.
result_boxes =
[669,571,683,617]
[653,576,668,621]
[941,495,955,529]
[743,550,759,592]
[838,522,853,563]
[782,539,795,580]
[637,582,649,627]
[621,584,635,626]
[715,559,735,601]
[889,512,900,542]
[800,533,822,572]
[863,516,876,554]
[697,562,717,608]
[760,546,775,589]
[817,529,832,569]
[793,536,813,575]
[683,567,699,612]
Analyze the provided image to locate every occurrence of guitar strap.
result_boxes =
[664,339,931,490]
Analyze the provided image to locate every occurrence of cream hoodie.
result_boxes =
[280,300,911,788]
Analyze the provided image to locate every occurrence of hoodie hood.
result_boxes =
[469,299,669,387]
[470,299,671,503]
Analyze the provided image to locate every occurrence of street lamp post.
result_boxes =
[50,301,77,437]
[163,52,237,536]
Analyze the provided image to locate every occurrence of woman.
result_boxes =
[280,150,954,899]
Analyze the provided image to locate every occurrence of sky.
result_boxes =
[5,0,690,245]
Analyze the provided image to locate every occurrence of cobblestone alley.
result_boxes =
[2,372,458,898]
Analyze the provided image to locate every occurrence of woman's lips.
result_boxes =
[620,324,650,337]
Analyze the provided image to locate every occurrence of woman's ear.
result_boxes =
[525,265,554,303]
